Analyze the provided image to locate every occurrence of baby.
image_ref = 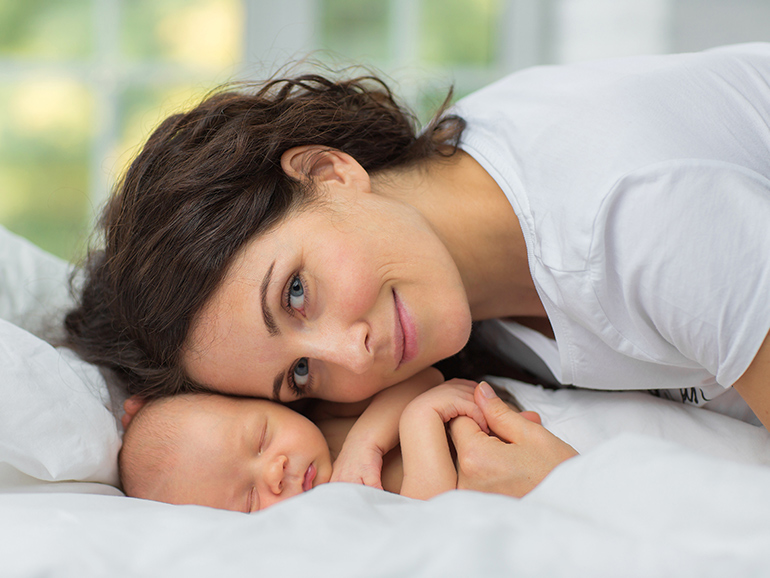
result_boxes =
[120,369,537,511]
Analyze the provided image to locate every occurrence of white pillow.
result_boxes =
[0,225,120,489]
[0,318,120,487]
[0,225,76,343]
[0,320,120,485]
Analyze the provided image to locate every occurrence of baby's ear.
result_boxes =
[121,396,148,429]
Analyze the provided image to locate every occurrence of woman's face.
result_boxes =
[146,395,332,512]
[183,172,472,403]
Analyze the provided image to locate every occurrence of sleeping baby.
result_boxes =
[119,368,542,511]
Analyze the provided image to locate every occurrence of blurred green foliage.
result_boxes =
[0,0,241,261]
[0,78,93,259]
[122,0,242,68]
[321,0,502,67]
[321,0,390,61]
[0,0,93,59]
[421,0,502,65]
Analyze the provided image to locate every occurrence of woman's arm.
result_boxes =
[329,367,444,487]
[733,330,770,428]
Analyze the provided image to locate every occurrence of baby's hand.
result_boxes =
[330,440,384,489]
[401,380,489,433]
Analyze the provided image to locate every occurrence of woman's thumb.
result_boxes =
[474,382,531,443]
[475,381,504,405]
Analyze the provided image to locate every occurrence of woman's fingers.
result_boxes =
[448,415,525,496]
[519,411,542,425]
[448,384,579,497]
[474,382,536,443]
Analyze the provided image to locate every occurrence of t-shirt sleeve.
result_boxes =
[592,159,770,388]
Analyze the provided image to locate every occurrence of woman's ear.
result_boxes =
[280,145,367,189]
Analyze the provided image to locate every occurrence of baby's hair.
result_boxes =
[119,396,188,498]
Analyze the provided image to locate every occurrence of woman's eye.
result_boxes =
[293,358,310,387]
[288,357,311,396]
[288,276,304,311]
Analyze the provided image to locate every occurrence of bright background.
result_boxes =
[2,0,769,260]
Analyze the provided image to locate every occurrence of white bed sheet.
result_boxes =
[2,435,770,578]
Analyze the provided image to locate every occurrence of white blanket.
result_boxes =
[2,436,770,577]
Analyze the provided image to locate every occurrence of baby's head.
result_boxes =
[119,393,333,512]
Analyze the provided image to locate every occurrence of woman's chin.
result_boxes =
[443,310,474,357]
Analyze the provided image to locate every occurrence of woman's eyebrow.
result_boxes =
[260,260,280,337]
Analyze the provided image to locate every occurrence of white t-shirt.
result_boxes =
[457,44,770,420]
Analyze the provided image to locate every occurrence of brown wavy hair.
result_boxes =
[64,70,465,399]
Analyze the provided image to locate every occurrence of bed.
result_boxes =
[2,223,770,577]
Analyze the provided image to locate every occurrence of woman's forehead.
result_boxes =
[183,243,272,361]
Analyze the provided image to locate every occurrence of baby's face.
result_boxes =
[144,395,332,512]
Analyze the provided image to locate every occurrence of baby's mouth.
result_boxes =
[302,463,316,492]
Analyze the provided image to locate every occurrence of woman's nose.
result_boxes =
[307,319,372,374]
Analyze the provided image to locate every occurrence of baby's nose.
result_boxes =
[266,454,288,495]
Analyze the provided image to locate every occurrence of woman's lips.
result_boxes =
[302,463,316,492]
[393,290,404,368]
[393,290,417,368]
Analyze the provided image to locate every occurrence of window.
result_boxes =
[0,0,243,260]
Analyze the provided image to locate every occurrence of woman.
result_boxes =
[66,43,770,496]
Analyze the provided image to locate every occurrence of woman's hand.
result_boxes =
[449,382,578,497]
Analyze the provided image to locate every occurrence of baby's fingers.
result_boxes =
[447,415,485,454]
[331,463,383,490]
[361,471,384,490]
[448,394,489,434]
